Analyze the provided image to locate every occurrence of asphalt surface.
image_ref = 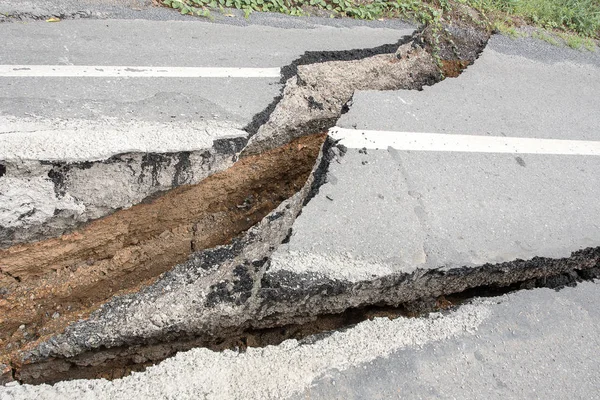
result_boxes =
[0,19,411,128]
[1,1,600,398]
[0,0,413,28]
[291,281,600,400]
[271,149,600,280]
[0,8,413,248]
[338,35,600,139]
[270,34,600,280]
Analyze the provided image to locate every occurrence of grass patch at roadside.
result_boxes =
[160,0,599,47]
[471,0,600,38]
[162,0,445,24]
[556,31,597,50]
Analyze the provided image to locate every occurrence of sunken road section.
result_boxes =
[0,119,248,249]
[0,133,326,382]
[0,23,551,384]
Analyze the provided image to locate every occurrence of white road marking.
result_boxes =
[0,65,281,78]
[330,127,600,156]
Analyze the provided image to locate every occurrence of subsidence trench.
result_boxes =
[1,24,598,385]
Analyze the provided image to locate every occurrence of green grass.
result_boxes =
[163,0,444,23]
[557,31,598,49]
[533,30,561,45]
[161,0,600,42]
[584,37,598,51]
[463,0,600,38]
[494,20,523,37]
[532,29,597,50]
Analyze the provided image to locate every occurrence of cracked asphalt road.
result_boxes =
[0,18,411,126]
[291,281,600,400]
[273,35,600,280]
[1,2,600,398]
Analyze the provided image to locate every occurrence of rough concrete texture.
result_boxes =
[242,42,439,156]
[2,282,599,399]
[0,118,246,248]
[0,134,325,380]
[2,136,327,383]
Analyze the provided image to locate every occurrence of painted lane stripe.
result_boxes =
[0,65,281,78]
[330,127,600,156]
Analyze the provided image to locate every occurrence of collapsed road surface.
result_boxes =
[1,5,600,399]
[2,282,599,399]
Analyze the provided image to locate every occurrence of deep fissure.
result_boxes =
[2,23,489,383]
[0,134,326,380]
[5,23,584,387]
[10,263,599,385]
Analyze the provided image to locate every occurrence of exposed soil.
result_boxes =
[441,59,471,77]
[1,24,493,385]
[0,133,326,368]
[1,136,245,250]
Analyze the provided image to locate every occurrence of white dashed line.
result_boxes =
[0,65,281,78]
[330,127,600,155]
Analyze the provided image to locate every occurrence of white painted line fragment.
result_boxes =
[0,65,281,78]
[330,127,600,156]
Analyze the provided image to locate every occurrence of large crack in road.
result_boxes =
[0,134,325,381]
[3,22,598,385]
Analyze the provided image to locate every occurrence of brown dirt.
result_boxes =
[0,133,326,366]
[441,59,471,78]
